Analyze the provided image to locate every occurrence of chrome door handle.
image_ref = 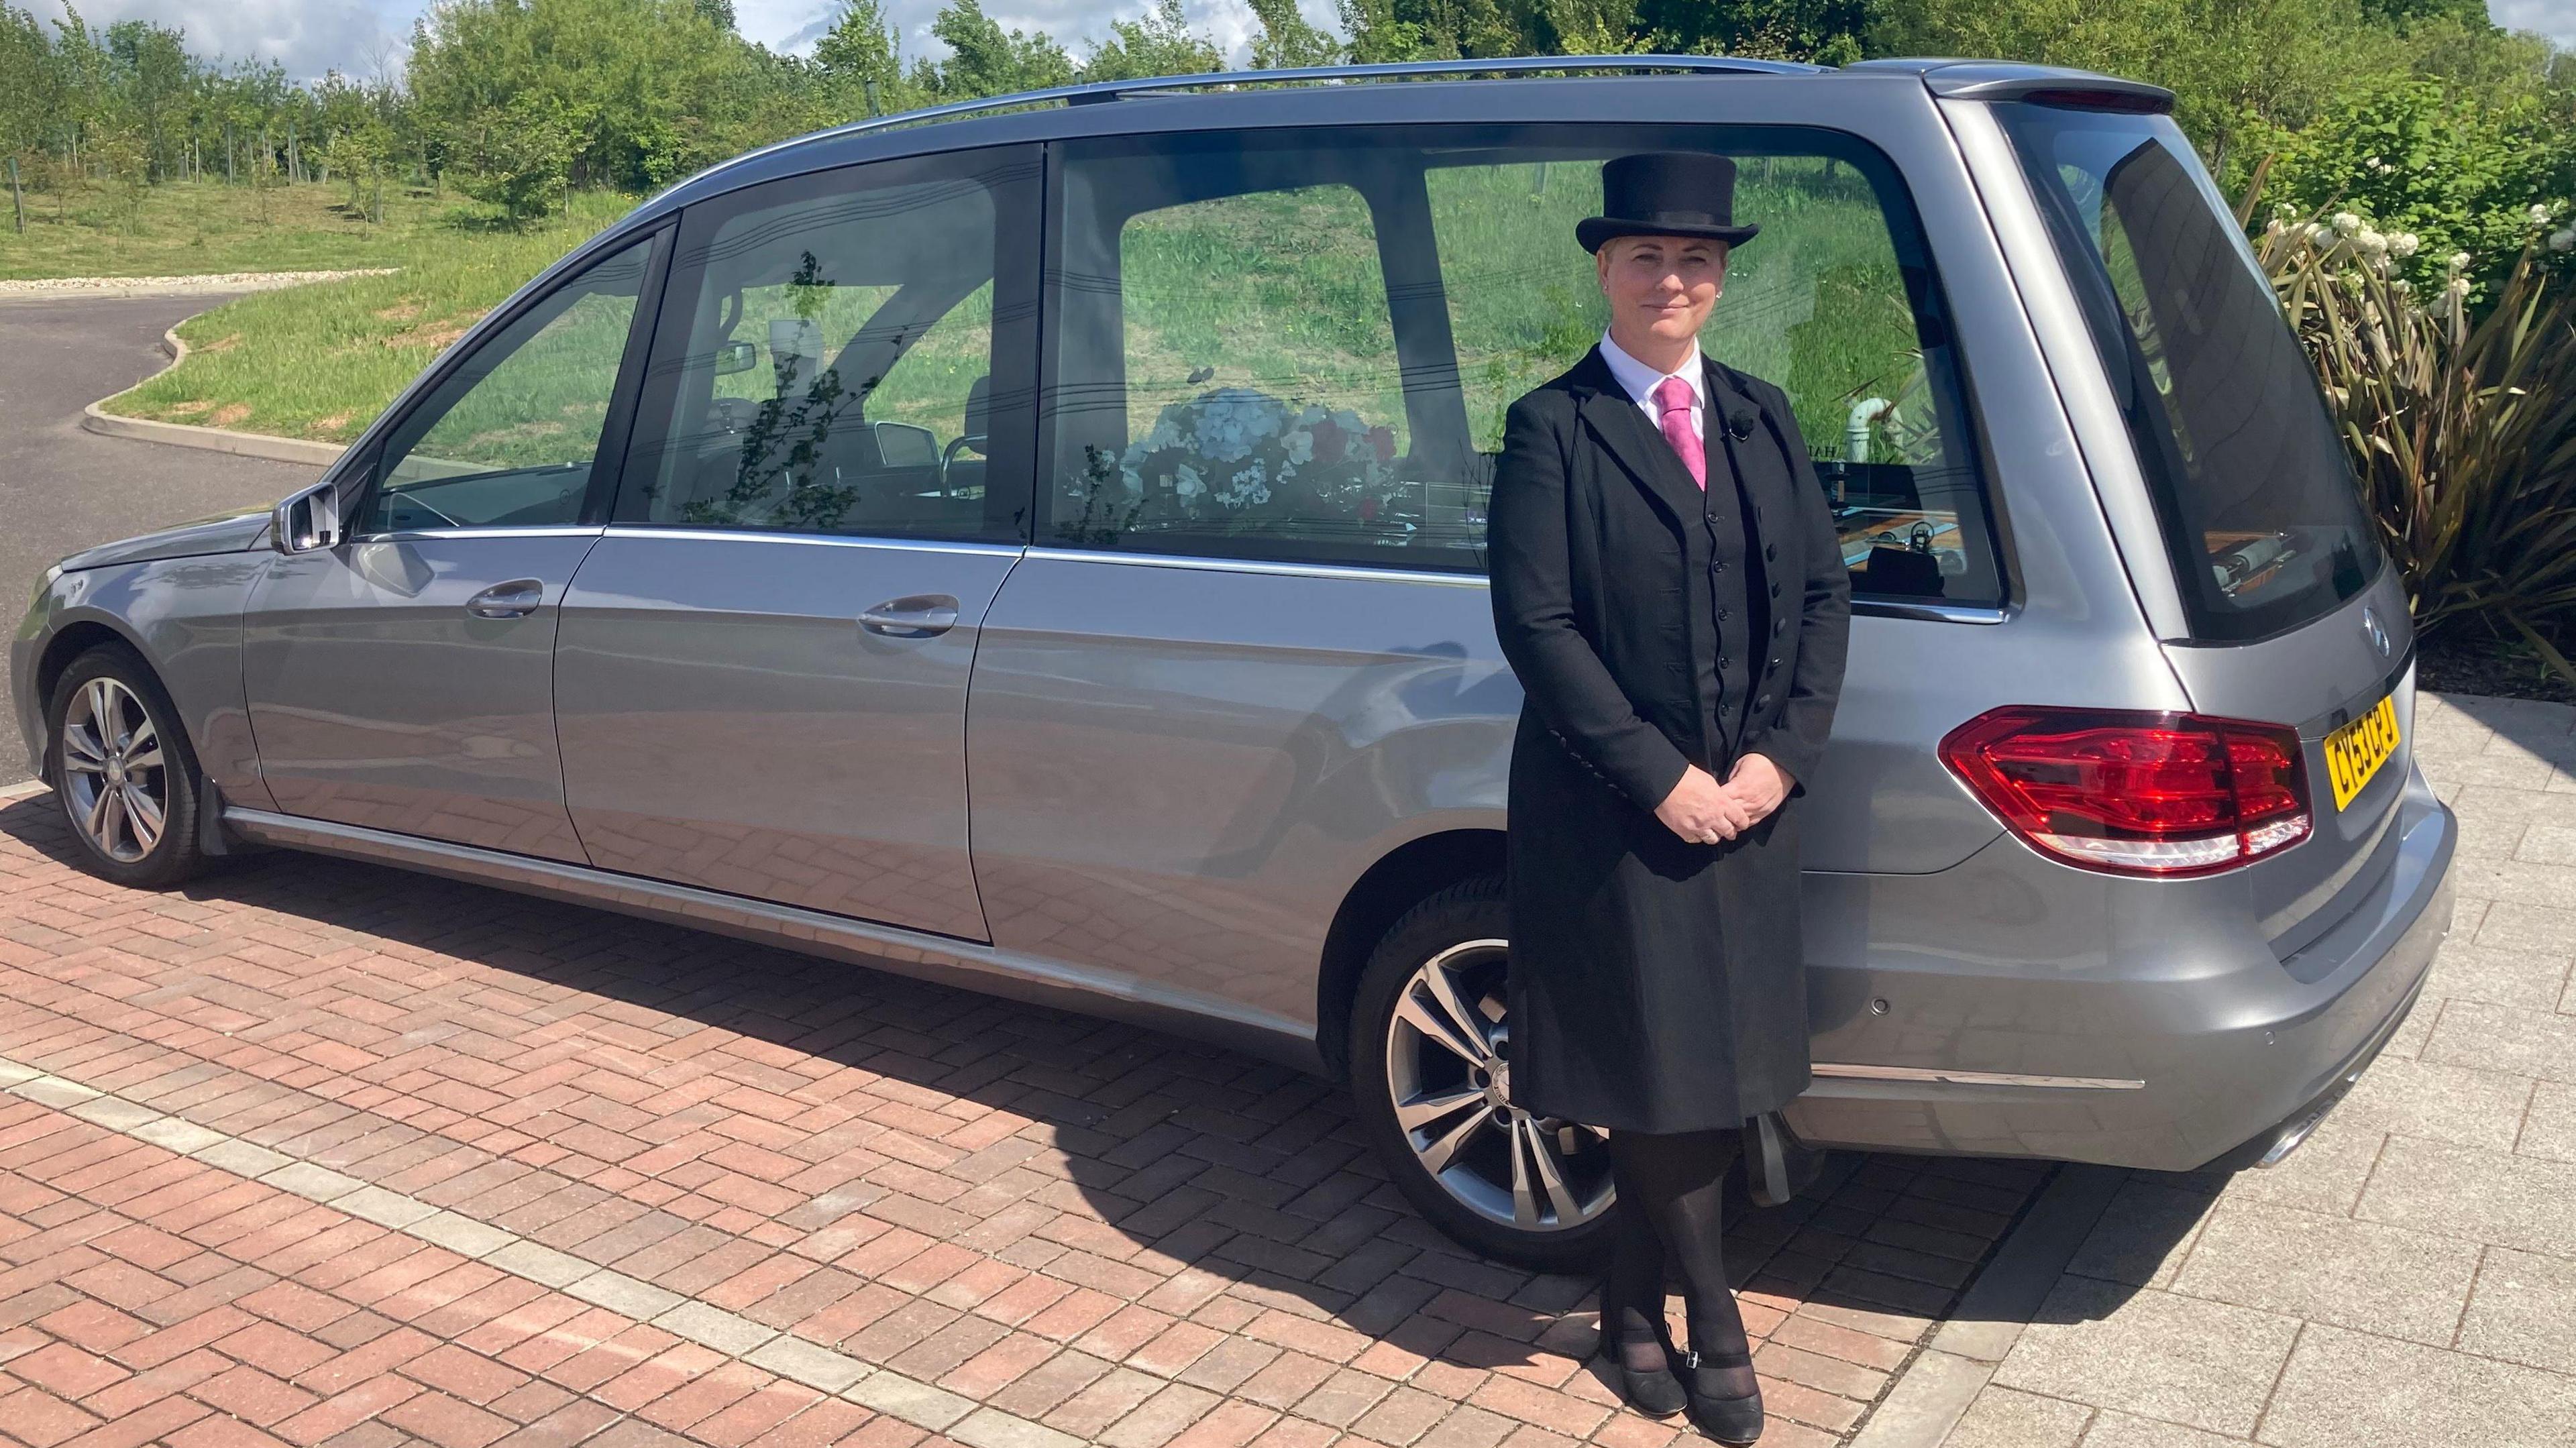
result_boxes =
[466,579,545,618]
[857,594,960,638]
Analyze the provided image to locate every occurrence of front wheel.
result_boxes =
[47,645,209,889]
[1348,875,1617,1270]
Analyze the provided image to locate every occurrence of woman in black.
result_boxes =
[1485,152,1852,1445]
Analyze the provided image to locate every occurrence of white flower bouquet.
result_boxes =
[1063,387,1411,543]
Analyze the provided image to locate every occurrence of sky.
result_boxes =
[15,0,1317,80]
[17,0,2576,86]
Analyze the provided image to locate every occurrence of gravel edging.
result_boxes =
[0,267,395,300]
[79,315,348,467]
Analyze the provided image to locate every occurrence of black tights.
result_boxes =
[1603,1127,1756,1396]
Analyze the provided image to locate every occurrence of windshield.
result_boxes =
[1998,104,2379,643]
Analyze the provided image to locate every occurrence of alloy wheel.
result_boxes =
[60,677,169,865]
[1382,938,1614,1233]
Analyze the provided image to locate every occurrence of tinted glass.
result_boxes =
[1042,125,1996,600]
[616,149,1040,542]
[364,234,653,533]
[1999,105,2379,641]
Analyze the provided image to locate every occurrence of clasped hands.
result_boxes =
[1654,753,1790,846]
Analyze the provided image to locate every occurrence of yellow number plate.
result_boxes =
[2322,693,2401,812]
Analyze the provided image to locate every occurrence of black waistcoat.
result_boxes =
[1693,412,1761,771]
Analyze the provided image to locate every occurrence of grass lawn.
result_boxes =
[102,190,635,443]
[0,176,488,282]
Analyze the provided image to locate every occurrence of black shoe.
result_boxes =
[1595,1285,1686,1418]
[1681,1349,1764,1444]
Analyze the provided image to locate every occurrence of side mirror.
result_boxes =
[712,339,759,376]
[273,479,344,553]
[872,421,938,469]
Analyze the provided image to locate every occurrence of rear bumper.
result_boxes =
[1789,761,2455,1172]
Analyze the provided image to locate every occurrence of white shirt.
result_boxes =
[1598,331,1706,443]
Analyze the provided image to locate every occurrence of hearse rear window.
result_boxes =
[1998,104,2381,642]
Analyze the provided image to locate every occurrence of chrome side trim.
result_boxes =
[1811,1062,2147,1091]
[1851,599,2015,625]
[347,526,607,544]
[602,526,1026,558]
[1018,549,2021,611]
[223,807,1323,1070]
[1022,546,1490,588]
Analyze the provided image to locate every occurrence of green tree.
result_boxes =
[104,17,190,180]
[1638,0,1874,62]
[1875,0,2405,175]
[49,7,115,176]
[451,91,580,223]
[2358,0,2488,26]
[0,5,59,173]
[814,0,921,112]
[1247,0,1341,67]
[1337,0,1431,62]
[1082,0,1224,81]
[922,0,1074,99]
[411,0,802,190]
[88,121,145,228]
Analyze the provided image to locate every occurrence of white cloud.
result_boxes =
[2488,0,2575,47]
[24,0,418,82]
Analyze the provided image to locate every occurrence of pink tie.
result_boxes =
[1654,375,1705,490]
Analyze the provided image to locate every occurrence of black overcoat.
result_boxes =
[1487,346,1852,1135]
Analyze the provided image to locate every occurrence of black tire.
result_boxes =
[1348,875,1619,1270]
[46,643,209,889]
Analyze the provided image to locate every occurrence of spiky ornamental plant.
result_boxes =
[2256,210,2576,679]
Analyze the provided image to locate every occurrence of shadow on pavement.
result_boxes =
[1,787,2055,1410]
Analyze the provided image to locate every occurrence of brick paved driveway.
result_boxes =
[0,782,2044,1448]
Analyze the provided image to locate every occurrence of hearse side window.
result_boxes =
[1045,135,1477,568]
[1040,125,2000,603]
[614,148,1040,543]
[363,233,656,535]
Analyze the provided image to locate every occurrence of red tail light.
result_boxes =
[1939,707,2312,877]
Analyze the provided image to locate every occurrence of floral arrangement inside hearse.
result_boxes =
[1064,388,1482,549]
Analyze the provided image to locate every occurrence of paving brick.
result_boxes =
[0,793,2059,1448]
[194,1362,325,1425]
[0,1384,105,1447]
[380,1389,524,1448]
[11,1340,129,1398]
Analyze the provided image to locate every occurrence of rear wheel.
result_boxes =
[1349,875,1617,1270]
[47,645,207,889]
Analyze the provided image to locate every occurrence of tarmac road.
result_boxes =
[0,293,317,784]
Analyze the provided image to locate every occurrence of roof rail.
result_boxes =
[680,54,1821,190]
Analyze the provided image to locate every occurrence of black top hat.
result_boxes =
[1577,152,1761,254]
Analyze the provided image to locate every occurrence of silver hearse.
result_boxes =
[12,58,2453,1266]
